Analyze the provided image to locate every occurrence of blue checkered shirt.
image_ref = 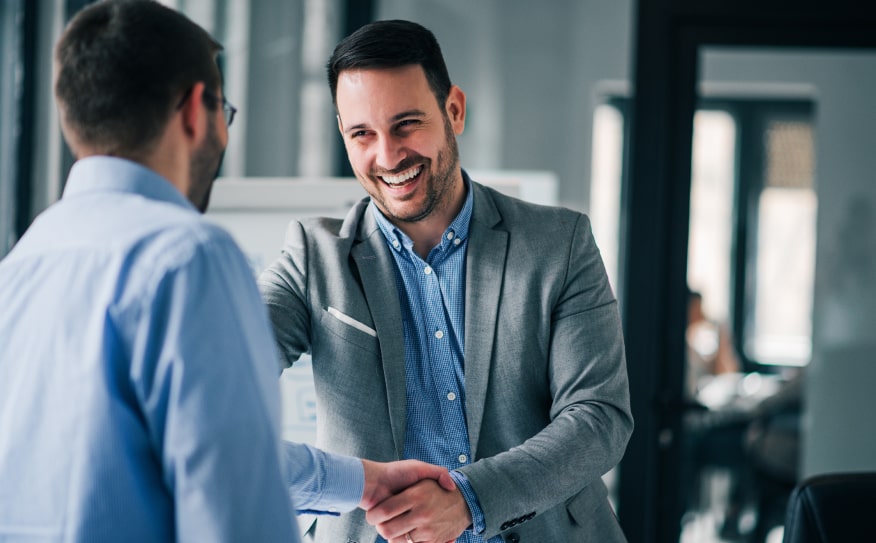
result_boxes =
[371,182,500,543]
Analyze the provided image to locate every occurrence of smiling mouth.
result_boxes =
[379,166,422,187]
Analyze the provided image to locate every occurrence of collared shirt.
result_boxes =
[0,156,362,542]
[372,174,500,543]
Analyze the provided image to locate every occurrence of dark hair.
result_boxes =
[54,0,222,155]
[327,19,452,108]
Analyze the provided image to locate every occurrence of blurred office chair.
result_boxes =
[782,471,876,543]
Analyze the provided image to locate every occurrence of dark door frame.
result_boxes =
[617,2,876,542]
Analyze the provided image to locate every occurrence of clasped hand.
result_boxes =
[360,460,472,543]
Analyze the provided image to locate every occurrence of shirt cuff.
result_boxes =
[283,441,364,515]
[449,470,486,535]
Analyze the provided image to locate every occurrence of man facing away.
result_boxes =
[0,3,451,542]
[258,19,634,543]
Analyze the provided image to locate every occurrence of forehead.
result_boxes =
[335,65,439,124]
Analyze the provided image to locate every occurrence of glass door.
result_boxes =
[594,47,876,542]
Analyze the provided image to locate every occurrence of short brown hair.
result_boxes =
[55,0,223,155]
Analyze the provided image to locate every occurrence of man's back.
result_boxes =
[0,157,296,542]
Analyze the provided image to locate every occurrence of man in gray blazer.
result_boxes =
[259,19,633,543]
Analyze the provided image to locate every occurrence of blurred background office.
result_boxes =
[2,1,875,542]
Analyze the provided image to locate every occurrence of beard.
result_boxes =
[367,114,460,224]
[190,116,225,213]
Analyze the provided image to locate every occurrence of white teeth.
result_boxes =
[381,166,421,185]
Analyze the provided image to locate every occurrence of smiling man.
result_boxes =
[335,63,466,256]
[259,19,633,543]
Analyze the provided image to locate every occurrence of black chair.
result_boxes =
[782,471,876,542]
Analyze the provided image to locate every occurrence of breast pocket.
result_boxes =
[315,306,380,355]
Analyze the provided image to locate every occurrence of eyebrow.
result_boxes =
[343,109,427,135]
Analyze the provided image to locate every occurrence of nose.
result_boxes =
[375,133,406,171]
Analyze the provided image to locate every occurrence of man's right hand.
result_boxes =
[359,459,456,511]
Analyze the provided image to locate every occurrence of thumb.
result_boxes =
[415,462,456,491]
[437,470,456,491]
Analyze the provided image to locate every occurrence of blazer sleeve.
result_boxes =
[458,213,634,539]
[257,220,312,370]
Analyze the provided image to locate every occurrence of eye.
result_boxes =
[349,129,370,139]
[394,119,421,134]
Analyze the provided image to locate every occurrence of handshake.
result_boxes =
[358,459,472,543]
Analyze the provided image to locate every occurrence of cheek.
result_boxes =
[343,143,367,169]
[413,131,446,157]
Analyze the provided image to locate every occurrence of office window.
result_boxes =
[0,0,25,257]
[168,0,341,178]
[589,103,625,293]
[688,110,736,324]
[589,98,816,368]
[748,117,816,366]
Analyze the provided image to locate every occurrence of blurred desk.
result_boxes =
[682,371,801,541]
[697,372,784,413]
[684,372,787,477]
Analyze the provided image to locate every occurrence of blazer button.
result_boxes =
[506,533,520,543]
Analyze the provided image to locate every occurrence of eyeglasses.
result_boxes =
[176,87,237,127]
[203,89,237,127]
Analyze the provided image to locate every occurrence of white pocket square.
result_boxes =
[326,306,377,337]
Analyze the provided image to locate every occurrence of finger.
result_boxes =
[365,492,414,525]
[374,515,416,542]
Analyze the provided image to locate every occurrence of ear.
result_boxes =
[445,85,466,136]
[179,82,208,142]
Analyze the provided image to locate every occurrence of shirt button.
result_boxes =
[392,240,400,248]
[424,266,432,275]
[453,238,462,246]
[447,392,456,401]
[458,454,468,463]
[446,231,455,240]
[434,329,444,339]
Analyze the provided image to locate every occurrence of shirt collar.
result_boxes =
[62,156,196,212]
[371,170,474,257]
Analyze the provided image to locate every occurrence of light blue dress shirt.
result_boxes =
[372,175,501,543]
[0,157,362,542]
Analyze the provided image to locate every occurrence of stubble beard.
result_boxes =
[368,116,460,224]
[190,116,225,214]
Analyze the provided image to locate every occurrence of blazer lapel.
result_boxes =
[464,183,508,458]
[350,206,408,460]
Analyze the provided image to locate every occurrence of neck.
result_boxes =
[139,128,193,202]
[395,172,467,260]
[400,220,448,260]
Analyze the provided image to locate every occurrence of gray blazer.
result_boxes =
[259,180,633,543]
